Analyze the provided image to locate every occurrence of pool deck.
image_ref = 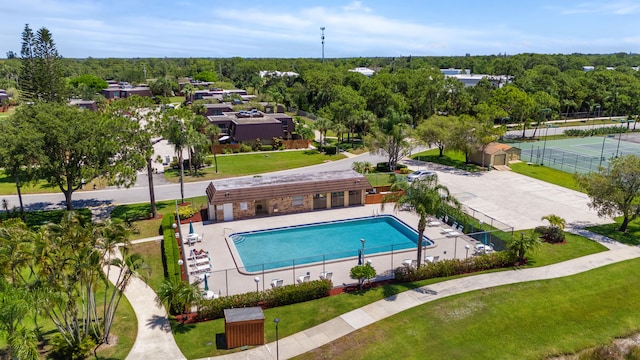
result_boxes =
[179,204,482,296]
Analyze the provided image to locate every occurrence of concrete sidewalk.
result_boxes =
[105,251,186,360]
[209,238,640,360]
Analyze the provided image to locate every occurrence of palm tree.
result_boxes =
[541,214,566,229]
[182,83,195,104]
[508,231,542,264]
[313,116,333,152]
[382,175,461,267]
[163,108,193,204]
[156,278,201,321]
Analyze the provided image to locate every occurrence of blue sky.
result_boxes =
[2,0,640,58]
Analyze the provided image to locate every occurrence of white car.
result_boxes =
[406,170,436,182]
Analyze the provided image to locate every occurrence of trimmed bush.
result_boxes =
[178,206,197,219]
[324,146,337,155]
[239,144,252,152]
[261,145,273,151]
[394,252,516,283]
[534,226,565,243]
[197,279,332,320]
[161,214,181,283]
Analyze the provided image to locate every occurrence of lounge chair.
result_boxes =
[297,275,310,284]
[271,279,284,288]
[320,272,333,281]
[432,256,439,263]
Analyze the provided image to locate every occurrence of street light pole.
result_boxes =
[254,276,260,292]
[465,244,470,259]
[274,318,280,360]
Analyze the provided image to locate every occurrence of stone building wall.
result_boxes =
[267,195,313,215]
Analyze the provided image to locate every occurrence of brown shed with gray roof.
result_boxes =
[205,170,372,222]
[470,142,521,168]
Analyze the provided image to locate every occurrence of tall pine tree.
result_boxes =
[19,24,66,103]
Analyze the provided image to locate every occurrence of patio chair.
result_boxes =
[297,275,311,284]
[271,279,284,288]
[432,256,439,263]
[320,272,333,281]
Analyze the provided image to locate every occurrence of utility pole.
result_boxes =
[320,27,325,63]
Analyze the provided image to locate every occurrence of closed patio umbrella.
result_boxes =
[203,273,209,291]
[189,220,194,234]
[358,249,362,265]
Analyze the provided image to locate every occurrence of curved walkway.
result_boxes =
[106,246,186,360]
[207,232,640,360]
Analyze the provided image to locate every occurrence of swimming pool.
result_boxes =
[230,215,431,272]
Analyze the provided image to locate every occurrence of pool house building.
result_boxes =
[205,170,372,222]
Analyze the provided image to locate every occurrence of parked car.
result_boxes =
[406,170,436,182]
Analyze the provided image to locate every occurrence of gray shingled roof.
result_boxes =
[206,170,372,204]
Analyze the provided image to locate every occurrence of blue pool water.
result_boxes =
[231,215,431,272]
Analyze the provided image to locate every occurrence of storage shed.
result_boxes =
[470,142,521,167]
[224,307,265,349]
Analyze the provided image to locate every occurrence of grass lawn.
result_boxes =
[111,196,209,240]
[524,232,608,267]
[0,170,59,195]
[164,150,346,183]
[411,149,482,172]
[171,232,605,359]
[130,240,166,293]
[509,161,583,192]
[297,258,640,360]
[587,217,640,246]
[364,172,405,187]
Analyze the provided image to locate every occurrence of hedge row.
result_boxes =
[161,214,181,283]
[394,251,516,283]
[564,126,627,137]
[197,279,332,320]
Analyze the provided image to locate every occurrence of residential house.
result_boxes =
[101,81,152,100]
[208,110,295,144]
[69,99,98,111]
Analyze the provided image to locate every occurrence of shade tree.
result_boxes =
[365,110,413,171]
[9,102,145,210]
[575,154,640,232]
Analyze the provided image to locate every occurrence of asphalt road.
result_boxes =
[2,151,389,211]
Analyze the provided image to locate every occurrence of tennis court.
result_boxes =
[519,135,640,174]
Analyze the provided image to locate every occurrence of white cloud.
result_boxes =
[343,1,372,13]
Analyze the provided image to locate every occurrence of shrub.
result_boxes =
[399,168,412,174]
[534,225,565,243]
[222,148,232,154]
[324,146,337,155]
[261,145,273,151]
[376,162,406,172]
[178,206,197,219]
[394,252,516,283]
[204,157,214,165]
[49,334,96,360]
[239,144,252,152]
[197,280,332,320]
[161,215,181,283]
